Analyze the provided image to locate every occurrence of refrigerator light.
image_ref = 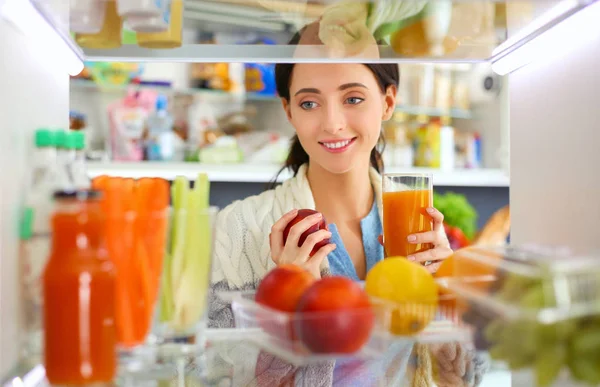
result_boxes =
[492,0,600,75]
[1,0,84,76]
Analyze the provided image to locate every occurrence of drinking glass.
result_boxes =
[382,173,433,258]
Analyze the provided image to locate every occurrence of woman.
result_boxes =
[210,62,452,316]
[208,63,486,386]
[210,62,453,315]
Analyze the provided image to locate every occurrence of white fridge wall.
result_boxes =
[509,20,600,251]
[0,19,68,377]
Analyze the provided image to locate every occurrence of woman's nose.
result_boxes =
[322,105,345,134]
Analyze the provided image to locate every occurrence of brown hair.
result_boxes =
[273,62,399,182]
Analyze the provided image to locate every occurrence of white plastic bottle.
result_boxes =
[439,116,456,171]
[69,131,91,189]
[54,130,75,191]
[21,129,59,359]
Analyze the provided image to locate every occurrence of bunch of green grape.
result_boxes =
[483,273,600,387]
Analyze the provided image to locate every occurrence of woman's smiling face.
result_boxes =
[282,63,396,175]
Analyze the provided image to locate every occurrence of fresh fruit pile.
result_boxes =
[253,257,442,355]
[255,266,375,354]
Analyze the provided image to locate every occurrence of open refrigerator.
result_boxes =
[1,1,600,386]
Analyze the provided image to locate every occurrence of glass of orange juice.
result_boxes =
[382,173,433,258]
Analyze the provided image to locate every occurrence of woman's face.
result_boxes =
[283,64,397,175]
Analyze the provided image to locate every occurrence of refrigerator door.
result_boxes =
[509,3,600,252]
[0,16,68,379]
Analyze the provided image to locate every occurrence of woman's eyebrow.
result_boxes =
[294,82,368,96]
[294,87,320,96]
[338,82,368,91]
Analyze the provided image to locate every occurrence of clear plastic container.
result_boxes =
[70,0,106,34]
[437,245,600,387]
[117,0,165,18]
[220,290,470,366]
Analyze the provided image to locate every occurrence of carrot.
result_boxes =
[132,237,153,342]
[121,178,147,345]
[135,178,169,310]
[100,177,147,347]
[94,176,170,346]
[91,175,109,191]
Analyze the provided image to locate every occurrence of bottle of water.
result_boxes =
[146,94,174,161]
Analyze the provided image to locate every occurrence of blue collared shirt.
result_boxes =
[326,200,383,280]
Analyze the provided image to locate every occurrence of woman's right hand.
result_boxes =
[269,209,336,278]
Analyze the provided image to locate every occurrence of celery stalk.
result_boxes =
[172,173,211,330]
[159,250,173,322]
[169,177,190,300]
[159,204,175,322]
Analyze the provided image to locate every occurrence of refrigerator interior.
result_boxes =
[1,0,600,383]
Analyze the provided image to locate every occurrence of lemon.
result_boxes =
[365,257,438,335]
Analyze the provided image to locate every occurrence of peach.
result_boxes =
[295,277,375,354]
[283,209,330,256]
[255,265,315,341]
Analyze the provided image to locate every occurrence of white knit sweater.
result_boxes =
[208,163,383,328]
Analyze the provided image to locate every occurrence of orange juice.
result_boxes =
[44,192,116,385]
[383,189,433,257]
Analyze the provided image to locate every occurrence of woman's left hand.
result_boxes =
[378,207,453,274]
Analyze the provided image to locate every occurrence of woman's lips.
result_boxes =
[319,137,357,153]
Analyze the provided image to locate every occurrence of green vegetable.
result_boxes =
[433,191,478,240]
[159,174,213,331]
[371,1,429,41]
[169,177,190,297]
[171,173,212,330]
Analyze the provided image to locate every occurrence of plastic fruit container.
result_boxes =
[219,290,470,366]
[437,245,600,387]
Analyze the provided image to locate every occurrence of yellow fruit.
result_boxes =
[365,257,438,335]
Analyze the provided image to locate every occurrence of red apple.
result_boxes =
[295,277,375,354]
[255,265,315,341]
[283,209,330,256]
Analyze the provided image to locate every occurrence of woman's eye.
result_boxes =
[346,97,364,105]
[300,101,318,110]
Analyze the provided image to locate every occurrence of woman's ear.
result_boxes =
[281,97,292,121]
[382,85,397,121]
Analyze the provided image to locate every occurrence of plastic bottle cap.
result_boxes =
[156,95,168,110]
[34,129,53,148]
[72,131,86,150]
[19,207,34,240]
[54,130,67,148]
[64,132,78,150]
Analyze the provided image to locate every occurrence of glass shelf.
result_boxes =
[29,0,596,64]
[85,162,509,187]
[69,78,277,101]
